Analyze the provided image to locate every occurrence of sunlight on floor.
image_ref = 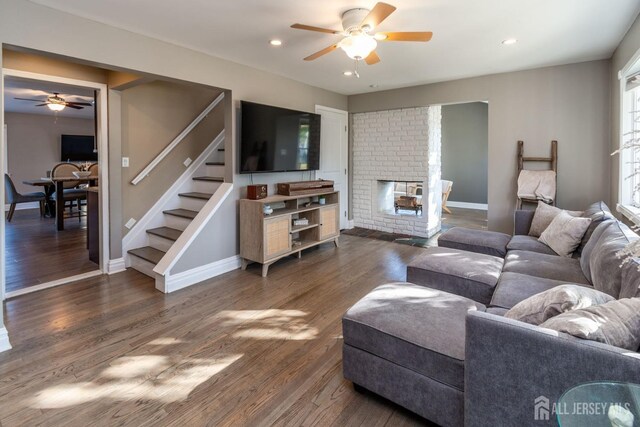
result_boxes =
[31,352,242,409]
[214,309,319,341]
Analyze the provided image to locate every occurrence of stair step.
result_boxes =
[163,208,199,219]
[206,162,225,166]
[128,246,165,265]
[146,226,182,241]
[193,176,224,182]
[179,192,213,200]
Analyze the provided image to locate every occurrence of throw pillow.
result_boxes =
[504,285,615,325]
[539,298,640,351]
[528,202,583,237]
[538,211,592,257]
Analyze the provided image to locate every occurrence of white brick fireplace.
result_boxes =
[352,106,442,238]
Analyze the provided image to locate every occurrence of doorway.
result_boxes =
[440,101,489,231]
[1,69,110,298]
[315,105,349,230]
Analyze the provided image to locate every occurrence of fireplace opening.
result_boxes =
[377,180,424,216]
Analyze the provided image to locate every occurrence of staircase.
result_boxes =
[125,136,230,282]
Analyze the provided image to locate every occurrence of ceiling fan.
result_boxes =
[13,92,93,112]
[291,2,432,76]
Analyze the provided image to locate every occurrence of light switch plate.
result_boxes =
[183,157,192,167]
[122,157,130,167]
[125,218,137,229]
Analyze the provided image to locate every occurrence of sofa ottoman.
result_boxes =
[343,282,485,427]
[438,227,511,258]
[407,247,504,304]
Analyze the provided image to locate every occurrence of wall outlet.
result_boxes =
[125,218,137,229]
[122,157,130,168]
[183,157,192,167]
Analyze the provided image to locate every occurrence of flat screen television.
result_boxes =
[240,101,320,173]
[61,134,97,162]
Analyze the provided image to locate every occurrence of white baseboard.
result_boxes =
[0,327,11,353]
[107,258,126,275]
[446,201,488,211]
[4,202,40,211]
[159,255,241,293]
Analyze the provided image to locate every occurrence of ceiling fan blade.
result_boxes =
[304,44,338,61]
[14,97,46,102]
[291,24,341,35]
[65,105,84,110]
[35,103,48,107]
[361,2,397,30]
[365,51,381,65]
[66,102,93,106]
[378,31,433,42]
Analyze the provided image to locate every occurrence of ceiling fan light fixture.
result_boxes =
[374,33,388,40]
[339,33,377,60]
[47,103,65,112]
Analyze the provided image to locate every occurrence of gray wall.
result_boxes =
[611,13,640,210]
[5,112,94,196]
[441,102,488,205]
[349,60,611,233]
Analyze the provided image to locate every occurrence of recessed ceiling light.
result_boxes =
[343,71,353,77]
[502,38,518,45]
[269,39,282,46]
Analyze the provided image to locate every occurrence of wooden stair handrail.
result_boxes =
[131,92,225,186]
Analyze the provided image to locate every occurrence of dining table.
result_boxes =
[23,176,98,231]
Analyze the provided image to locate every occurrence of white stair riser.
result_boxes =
[147,234,174,252]
[206,165,225,175]
[163,214,192,231]
[178,196,209,212]
[129,255,157,278]
[191,180,223,193]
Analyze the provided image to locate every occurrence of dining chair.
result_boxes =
[442,179,453,214]
[88,162,98,177]
[4,174,47,222]
[51,163,87,221]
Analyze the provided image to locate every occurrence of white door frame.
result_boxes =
[315,105,349,229]
[1,68,110,299]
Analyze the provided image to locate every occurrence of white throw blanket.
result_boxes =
[517,170,556,204]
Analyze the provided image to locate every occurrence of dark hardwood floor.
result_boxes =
[0,234,433,426]
[4,208,99,293]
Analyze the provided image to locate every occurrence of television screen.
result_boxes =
[240,101,320,173]
[61,135,97,162]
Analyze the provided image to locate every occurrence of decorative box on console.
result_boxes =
[247,184,268,200]
[277,179,334,196]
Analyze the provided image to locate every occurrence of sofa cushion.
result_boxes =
[502,250,590,285]
[342,283,485,391]
[485,307,508,316]
[438,227,511,258]
[538,211,592,257]
[588,221,639,298]
[504,284,615,325]
[506,235,557,256]
[540,298,640,351]
[490,272,585,310]
[620,258,640,299]
[528,202,582,237]
[577,201,615,255]
[580,221,615,283]
[407,247,504,305]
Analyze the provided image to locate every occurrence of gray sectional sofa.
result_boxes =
[342,201,640,426]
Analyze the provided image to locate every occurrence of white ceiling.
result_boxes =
[29,0,640,95]
[4,77,95,119]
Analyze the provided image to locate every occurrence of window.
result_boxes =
[618,68,640,224]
